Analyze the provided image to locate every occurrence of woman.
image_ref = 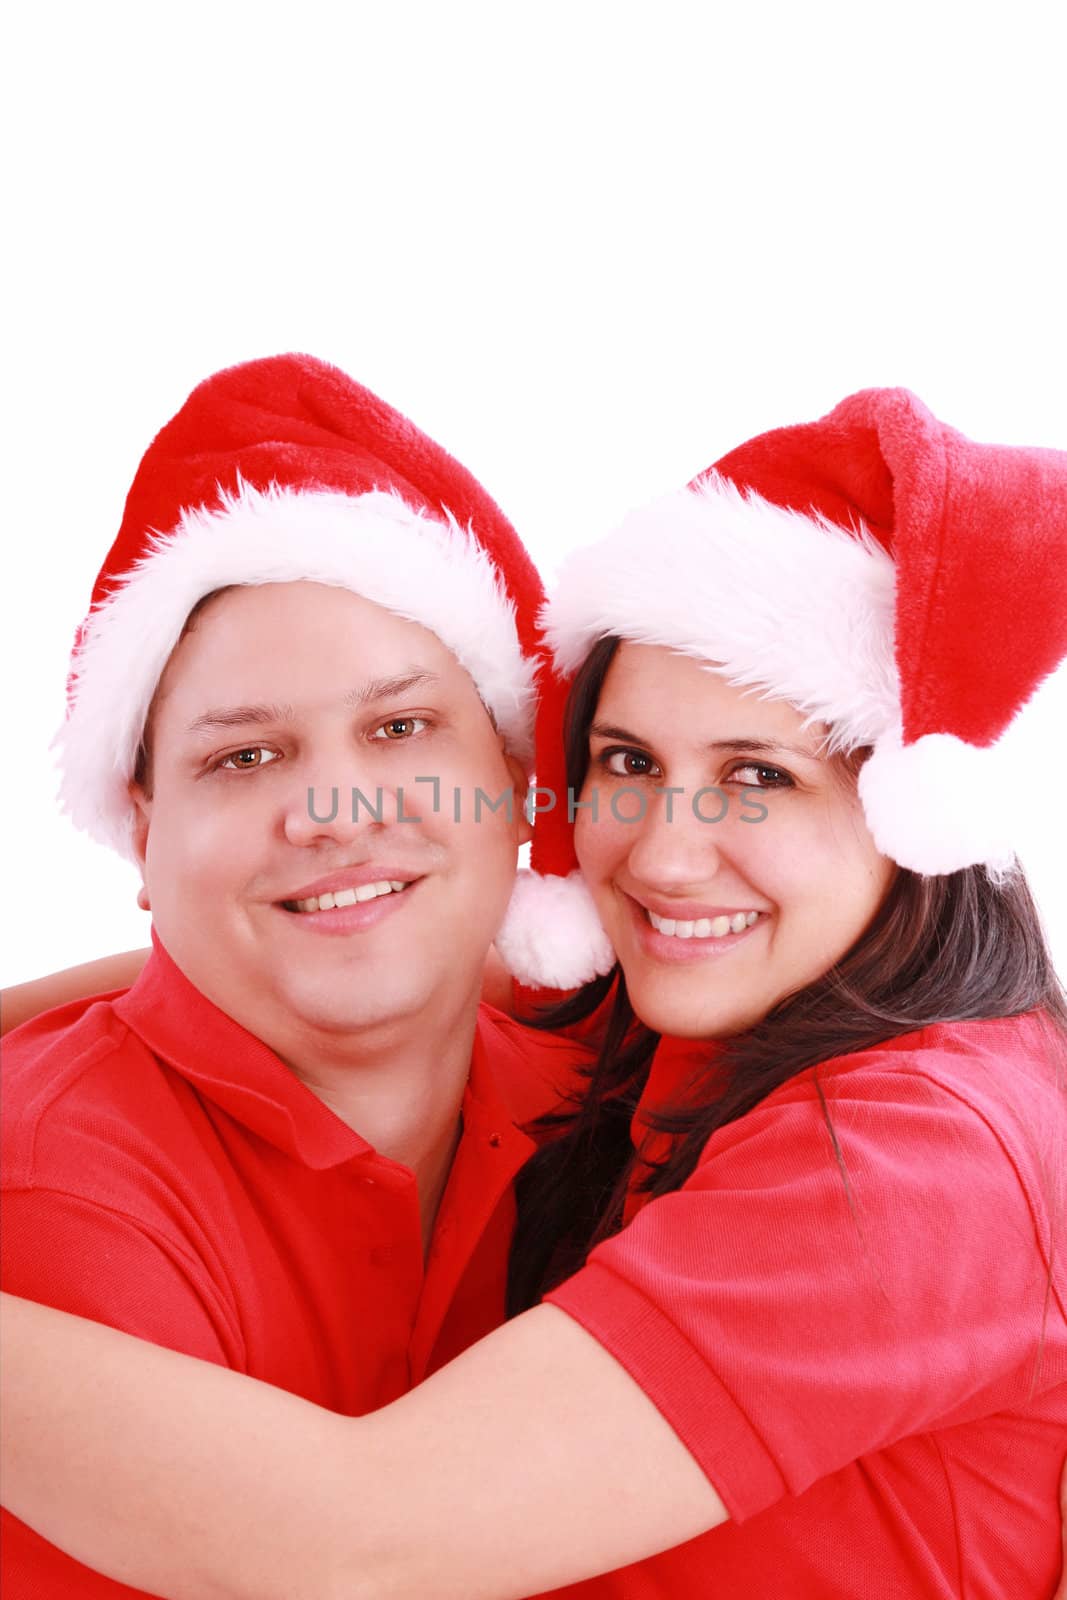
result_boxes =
[4,387,1066,1596]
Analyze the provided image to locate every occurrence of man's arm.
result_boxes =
[1,1191,237,1599]
[1,950,150,1034]
[0,1294,726,1600]
[3,1294,1064,1600]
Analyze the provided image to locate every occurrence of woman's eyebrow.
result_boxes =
[707,735,823,761]
[589,723,820,761]
[588,721,644,744]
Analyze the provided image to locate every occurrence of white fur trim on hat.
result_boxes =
[858,659,1067,877]
[58,482,537,856]
[544,473,900,754]
[858,730,1017,877]
[495,869,616,990]
[541,474,1067,880]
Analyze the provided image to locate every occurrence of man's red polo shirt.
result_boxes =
[1,940,576,1598]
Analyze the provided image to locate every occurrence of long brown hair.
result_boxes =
[507,637,1067,1315]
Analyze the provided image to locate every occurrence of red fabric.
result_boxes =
[529,652,576,873]
[0,945,579,1599]
[528,389,1067,890]
[711,388,1067,748]
[84,353,547,681]
[546,1013,1067,1597]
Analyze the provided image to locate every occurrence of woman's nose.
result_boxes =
[622,784,727,891]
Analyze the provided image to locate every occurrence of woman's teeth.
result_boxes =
[647,909,759,940]
[292,880,407,913]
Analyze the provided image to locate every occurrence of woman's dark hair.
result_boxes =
[507,636,1067,1316]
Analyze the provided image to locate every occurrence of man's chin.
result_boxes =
[273,976,434,1041]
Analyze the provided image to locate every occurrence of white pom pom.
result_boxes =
[858,730,1016,876]
[495,869,616,990]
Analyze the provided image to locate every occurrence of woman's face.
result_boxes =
[574,642,896,1038]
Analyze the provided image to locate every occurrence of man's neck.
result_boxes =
[283,994,481,1253]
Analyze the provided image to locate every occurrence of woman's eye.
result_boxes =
[600,748,661,778]
[372,717,428,741]
[729,762,794,788]
[218,747,280,771]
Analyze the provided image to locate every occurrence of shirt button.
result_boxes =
[488,1132,502,1148]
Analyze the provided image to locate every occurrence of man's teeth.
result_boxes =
[647,909,760,939]
[294,880,407,913]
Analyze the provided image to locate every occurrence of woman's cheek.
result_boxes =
[574,806,625,879]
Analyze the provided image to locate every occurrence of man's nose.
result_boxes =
[281,749,407,849]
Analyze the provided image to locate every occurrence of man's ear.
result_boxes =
[128,783,152,908]
[504,752,534,847]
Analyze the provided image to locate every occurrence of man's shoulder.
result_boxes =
[3,988,128,1056]
[1,991,191,1200]
[3,992,134,1124]
[2,989,243,1371]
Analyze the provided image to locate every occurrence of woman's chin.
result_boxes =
[622,968,760,1040]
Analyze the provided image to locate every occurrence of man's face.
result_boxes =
[132,582,529,1061]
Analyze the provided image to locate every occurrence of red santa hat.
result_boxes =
[496,386,1067,991]
[58,353,545,856]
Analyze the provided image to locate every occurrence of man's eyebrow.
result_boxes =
[184,673,442,735]
[344,671,440,707]
[589,723,822,761]
[186,704,295,735]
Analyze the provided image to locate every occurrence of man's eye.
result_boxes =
[728,762,794,788]
[218,747,281,771]
[600,748,660,778]
[372,717,428,741]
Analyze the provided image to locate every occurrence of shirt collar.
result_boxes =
[114,936,379,1170]
[462,1009,540,1166]
[116,938,543,1183]
[625,1034,727,1215]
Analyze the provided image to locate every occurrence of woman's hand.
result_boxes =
[480,942,517,1013]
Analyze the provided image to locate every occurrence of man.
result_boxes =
[0,353,581,1596]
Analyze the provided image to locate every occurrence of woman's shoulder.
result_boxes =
[790,1009,1066,1143]
[689,1011,1067,1249]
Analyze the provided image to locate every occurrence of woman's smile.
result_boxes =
[576,642,895,1038]
[622,888,766,963]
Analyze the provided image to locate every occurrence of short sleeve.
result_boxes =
[545,1063,1055,1523]
[2,1185,241,1360]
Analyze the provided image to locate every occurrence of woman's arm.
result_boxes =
[2,947,513,1033]
[1,950,150,1034]
[0,1292,725,1600]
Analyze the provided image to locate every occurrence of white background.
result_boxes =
[2,0,1065,986]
